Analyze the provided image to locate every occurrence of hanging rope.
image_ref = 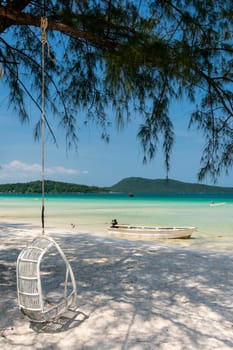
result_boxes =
[40,16,56,234]
[41,16,47,234]
[0,64,3,79]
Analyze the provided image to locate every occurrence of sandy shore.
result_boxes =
[1,223,233,349]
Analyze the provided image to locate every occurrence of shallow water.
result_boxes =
[1,193,233,251]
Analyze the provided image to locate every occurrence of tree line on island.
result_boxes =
[0,178,232,194]
[0,180,108,194]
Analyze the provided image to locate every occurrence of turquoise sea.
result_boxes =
[1,193,233,250]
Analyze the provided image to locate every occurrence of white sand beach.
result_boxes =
[1,222,233,350]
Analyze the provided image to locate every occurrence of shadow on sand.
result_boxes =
[1,226,233,349]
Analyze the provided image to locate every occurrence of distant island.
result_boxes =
[110,177,233,194]
[0,177,233,194]
[0,180,108,194]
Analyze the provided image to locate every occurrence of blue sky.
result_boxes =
[1,82,232,188]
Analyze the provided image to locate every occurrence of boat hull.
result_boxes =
[108,225,196,239]
[210,202,226,207]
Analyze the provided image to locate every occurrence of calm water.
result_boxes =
[1,193,233,250]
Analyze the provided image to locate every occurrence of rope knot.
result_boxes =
[41,16,48,30]
[41,17,48,45]
[40,17,56,62]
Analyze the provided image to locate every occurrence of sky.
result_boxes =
[1,84,232,188]
[1,5,232,189]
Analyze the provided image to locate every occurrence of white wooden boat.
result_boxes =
[210,202,226,207]
[108,223,196,239]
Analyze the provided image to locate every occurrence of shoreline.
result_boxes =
[1,224,233,349]
[1,192,233,253]
[1,216,233,252]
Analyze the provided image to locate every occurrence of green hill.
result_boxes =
[0,180,108,194]
[0,177,232,194]
[109,177,233,194]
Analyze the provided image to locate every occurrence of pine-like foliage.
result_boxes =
[0,0,233,181]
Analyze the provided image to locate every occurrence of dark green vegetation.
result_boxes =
[1,1,233,182]
[0,178,232,194]
[0,180,108,194]
[110,177,233,194]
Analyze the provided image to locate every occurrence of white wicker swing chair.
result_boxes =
[17,235,77,323]
[16,16,77,323]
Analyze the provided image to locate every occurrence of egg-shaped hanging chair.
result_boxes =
[16,15,77,323]
[17,235,77,323]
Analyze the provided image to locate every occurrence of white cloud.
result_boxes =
[0,160,88,183]
[46,166,77,175]
[8,160,41,172]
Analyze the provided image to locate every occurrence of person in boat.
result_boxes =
[111,219,118,227]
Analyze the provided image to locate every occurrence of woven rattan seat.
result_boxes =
[17,235,77,323]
